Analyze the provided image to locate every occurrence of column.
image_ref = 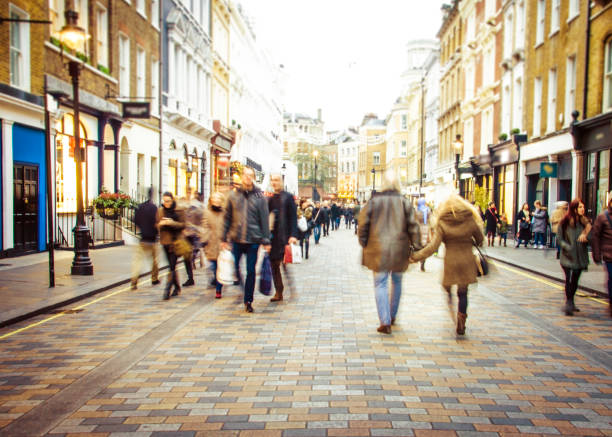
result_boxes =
[2,120,14,250]
[97,116,108,193]
[517,160,527,209]
[167,38,175,108]
[547,155,559,207]
[571,150,584,200]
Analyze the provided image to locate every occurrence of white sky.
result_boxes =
[240,0,446,131]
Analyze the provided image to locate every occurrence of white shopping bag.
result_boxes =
[217,249,237,285]
[291,244,302,264]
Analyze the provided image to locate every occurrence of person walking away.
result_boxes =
[313,202,323,244]
[131,187,160,289]
[532,200,549,249]
[268,173,299,302]
[181,188,205,286]
[299,200,314,259]
[353,201,361,235]
[345,205,354,229]
[416,198,431,272]
[410,194,484,335]
[202,192,225,298]
[498,213,509,247]
[590,192,612,317]
[321,202,330,236]
[358,170,421,335]
[551,201,568,259]
[558,198,591,316]
[515,202,532,248]
[484,202,499,247]
[221,166,271,313]
[158,192,185,300]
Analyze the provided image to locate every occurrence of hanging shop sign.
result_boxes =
[122,102,150,119]
[540,162,558,178]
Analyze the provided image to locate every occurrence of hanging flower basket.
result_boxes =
[93,189,132,220]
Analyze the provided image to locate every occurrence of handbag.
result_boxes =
[259,253,272,295]
[474,243,489,277]
[173,238,192,260]
[217,249,237,284]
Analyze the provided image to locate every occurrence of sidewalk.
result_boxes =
[0,244,167,327]
[485,243,607,297]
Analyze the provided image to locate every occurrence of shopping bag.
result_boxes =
[174,238,192,260]
[297,216,308,232]
[291,243,302,264]
[259,253,272,295]
[217,249,237,285]
[284,245,293,264]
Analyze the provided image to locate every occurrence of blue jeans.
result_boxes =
[534,232,546,246]
[374,271,403,326]
[209,260,223,293]
[232,243,260,304]
[605,262,612,304]
[313,224,321,243]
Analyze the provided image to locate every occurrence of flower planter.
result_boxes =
[97,208,120,220]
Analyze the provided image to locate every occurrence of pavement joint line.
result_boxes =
[491,260,608,305]
[0,288,215,437]
[0,265,185,340]
[479,283,612,373]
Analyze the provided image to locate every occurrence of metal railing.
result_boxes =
[55,208,123,250]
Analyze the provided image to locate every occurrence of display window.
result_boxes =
[55,114,87,213]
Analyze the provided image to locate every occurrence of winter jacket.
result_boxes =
[591,209,612,263]
[484,207,499,234]
[558,220,589,270]
[202,205,224,260]
[517,209,532,241]
[358,190,421,273]
[268,191,298,261]
[157,204,185,246]
[134,200,159,242]
[223,186,271,245]
[532,208,548,234]
[411,195,484,287]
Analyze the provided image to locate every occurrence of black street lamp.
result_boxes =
[60,1,92,275]
[371,167,376,192]
[453,134,463,194]
[313,150,318,201]
[281,162,286,191]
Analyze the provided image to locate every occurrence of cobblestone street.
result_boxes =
[0,228,611,437]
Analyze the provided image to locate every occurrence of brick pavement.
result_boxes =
[0,228,610,436]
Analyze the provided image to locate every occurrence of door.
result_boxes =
[13,164,38,252]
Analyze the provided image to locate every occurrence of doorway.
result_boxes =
[13,164,38,252]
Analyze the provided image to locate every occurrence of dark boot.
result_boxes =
[564,301,574,316]
[163,283,172,300]
[270,292,283,302]
[171,284,181,296]
[377,325,391,334]
[456,312,467,335]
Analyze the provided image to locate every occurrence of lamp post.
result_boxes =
[313,150,318,201]
[371,167,376,193]
[60,1,92,275]
[453,134,463,194]
[281,163,286,191]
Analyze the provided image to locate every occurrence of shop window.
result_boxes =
[604,38,612,112]
[597,150,610,216]
[55,114,88,213]
[168,159,177,196]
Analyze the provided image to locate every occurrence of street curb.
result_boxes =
[488,255,607,299]
[0,266,170,329]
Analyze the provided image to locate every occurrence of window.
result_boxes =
[464,118,473,158]
[516,1,525,50]
[136,0,145,17]
[401,114,407,130]
[536,0,545,45]
[96,5,108,67]
[568,0,579,21]
[119,35,130,97]
[547,69,557,133]
[485,0,495,19]
[466,11,475,43]
[151,0,159,26]
[513,77,523,132]
[504,12,513,59]
[74,0,89,40]
[502,84,511,135]
[604,39,612,112]
[49,0,65,38]
[400,140,407,157]
[483,45,494,86]
[352,162,355,172]
[481,106,494,152]
[151,59,159,116]
[9,4,30,91]
[550,0,560,34]
[465,62,475,101]
[373,152,380,165]
[565,56,576,126]
[533,77,542,136]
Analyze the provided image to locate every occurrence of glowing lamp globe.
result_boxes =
[217,156,229,168]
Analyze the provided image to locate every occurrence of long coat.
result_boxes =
[411,196,485,287]
[202,205,224,261]
[268,191,298,261]
[358,190,421,273]
[558,220,589,270]
[517,210,532,241]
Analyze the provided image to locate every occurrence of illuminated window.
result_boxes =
[55,114,88,213]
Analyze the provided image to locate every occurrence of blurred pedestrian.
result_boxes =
[131,187,160,290]
[298,199,314,259]
[590,192,612,317]
[221,166,271,313]
[515,202,532,248]
[353,201,361,234]
[345,205,354,229]
[557,198,591,316]
[410,194,484,336]
[268,173,299,302]
[313,201,323,244]
[498,213,509,247]
[202,192,225,298]
[358,170,421,335]
[332,202,341,230]
[158,192,185,300]
[321,201,331,236]
[551,201,568,259]
[416,198,431,272]
[484,201,499,247]
[532,200,549,249]
[181,187,205,286]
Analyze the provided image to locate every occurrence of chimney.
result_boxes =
[317,108,322,121]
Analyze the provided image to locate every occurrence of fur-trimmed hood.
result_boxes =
[436,194,483,228]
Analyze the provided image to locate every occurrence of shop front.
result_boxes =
[211,120,234,193]
[571,112,612,220]
[489,140,519,228]
[458,154,493,204]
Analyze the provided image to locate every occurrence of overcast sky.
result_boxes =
[240,0,446,131]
